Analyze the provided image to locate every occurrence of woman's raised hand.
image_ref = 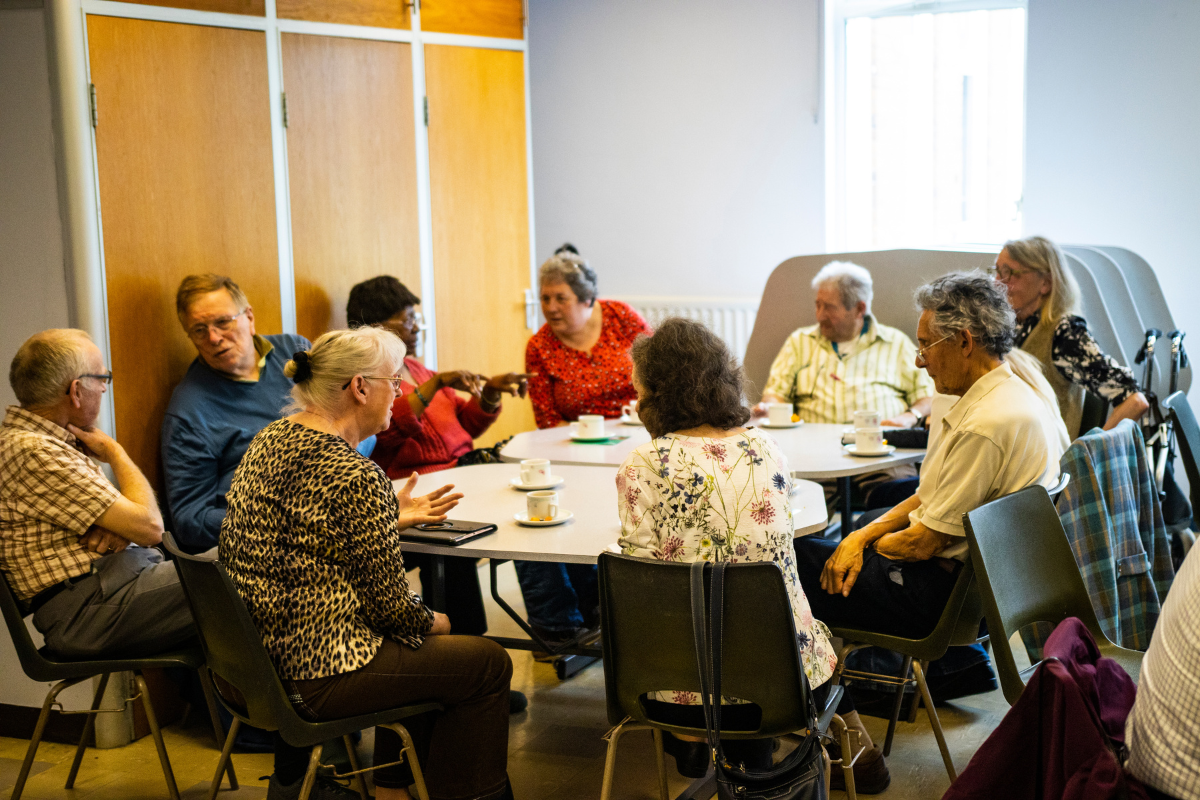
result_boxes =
[484,372,531,400]
[395,472,464,529]
[437,370,485,398]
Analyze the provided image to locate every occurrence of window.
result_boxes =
[827,1,1027,250]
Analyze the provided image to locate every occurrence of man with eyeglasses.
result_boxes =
[1,329,196,658]
[161,274,311,553]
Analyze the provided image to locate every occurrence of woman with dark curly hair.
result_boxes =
[614,319,886,785]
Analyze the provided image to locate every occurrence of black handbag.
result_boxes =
[689,561,827,800]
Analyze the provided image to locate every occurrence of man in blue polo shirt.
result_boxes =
[161,275,309,553]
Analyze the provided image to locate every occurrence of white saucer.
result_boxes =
[570,434,629,443]
[760,421,803,429]
[514,510,574,527]
[618,416,645,426]
[510,476,565,491]
[844,443,896,457]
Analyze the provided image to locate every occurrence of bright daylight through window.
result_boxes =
[831,3,1027,250]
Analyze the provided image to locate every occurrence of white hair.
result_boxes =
[283,327,407,416]
[812,261,873,315]
[9,329,95,409]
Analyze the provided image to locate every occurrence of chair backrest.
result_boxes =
[1165,391,1200,514]
[162,532,298,734]
[963,485,1108,704]
[0,573,56,681]
[598,552,811,738]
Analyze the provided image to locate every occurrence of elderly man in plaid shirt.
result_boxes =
[0,329,194,658]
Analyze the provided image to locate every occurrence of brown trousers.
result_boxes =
[290,635,512,800]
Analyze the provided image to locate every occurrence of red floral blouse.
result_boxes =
[525,300,651,429]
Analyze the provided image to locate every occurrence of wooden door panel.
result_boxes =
[277,0,411,30]
[116,0,265,15]
[420,0,523,39]
[88,15,280,487]
[426,45,532,445]
[282,34,421,342]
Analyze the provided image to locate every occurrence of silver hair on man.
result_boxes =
[914,271,1015,357]
[812,261,873,315]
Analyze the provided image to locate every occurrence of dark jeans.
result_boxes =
[406,553,488,636]
[285,637,512,799]
[513,561,598,634]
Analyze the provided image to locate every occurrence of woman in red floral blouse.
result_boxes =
[526,245,652,429]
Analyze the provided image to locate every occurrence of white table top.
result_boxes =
[499,422,924,479]
[394,463,828,564]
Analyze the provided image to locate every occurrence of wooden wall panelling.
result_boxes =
[420,0,523,40]
[277,0,411,30]
[282,34,421,342]
[87,15,281,488]
[425,45,533,445]
[114,0,265,16]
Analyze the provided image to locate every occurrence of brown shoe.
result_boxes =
[828,744,891,794]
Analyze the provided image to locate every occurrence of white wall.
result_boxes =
[527,0,824,300]
[1024,0,1200,347]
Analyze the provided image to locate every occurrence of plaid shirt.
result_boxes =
[0,406,118,600]
[1024,420,1174,658]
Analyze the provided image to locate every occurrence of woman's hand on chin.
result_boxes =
[395,472,464,528]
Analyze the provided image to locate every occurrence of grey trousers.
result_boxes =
[32,547,198,659]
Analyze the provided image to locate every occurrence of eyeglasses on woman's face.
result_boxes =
[915,333,956,365]
[342,375,403,391]
[986,265,1038,283]
[186,308,248,341]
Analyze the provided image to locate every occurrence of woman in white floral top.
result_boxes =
[616,319,890,790]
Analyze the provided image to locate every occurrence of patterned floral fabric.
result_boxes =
[525,300,651,429]
[617,428,836,703]
[220,419,434,680]
[1015,312,1140,405]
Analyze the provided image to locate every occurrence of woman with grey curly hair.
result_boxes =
[994,236,1147,437]
[525,243,651,429]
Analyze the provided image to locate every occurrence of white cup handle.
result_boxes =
[549,503,558,519]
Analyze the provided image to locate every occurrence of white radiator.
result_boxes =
[613,296,760,362]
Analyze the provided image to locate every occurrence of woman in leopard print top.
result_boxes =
[220,326,514,800]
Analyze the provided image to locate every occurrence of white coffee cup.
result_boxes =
[621,401,640,423]
[767,402,794,426]
[572,414,606,439]
[854,409,882,430]
[527,490,559,521]
[856,427,886,453]
[520,458,552,486]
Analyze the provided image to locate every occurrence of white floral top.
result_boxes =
[617,428,837,704]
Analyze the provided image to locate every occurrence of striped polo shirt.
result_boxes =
[762,317,934,424]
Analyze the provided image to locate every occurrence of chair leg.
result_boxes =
[299,743,325,800]
[197,670,239,790]
[650,728,669,800]
[12,677,85,800]
[65,672,111,789]
[206,719,240,800]
[907,660,927,724]
[381,723,430,800]
[134,671,181,800]
[912,661,957,782]
[832,713,857,800]
[342,734,370,800]
[882,656,912,757]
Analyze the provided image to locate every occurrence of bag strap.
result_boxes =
[689,562,716,739]
[709,560,727,745]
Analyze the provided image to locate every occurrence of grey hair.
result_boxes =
[9,329,95,409]
[538,250,598,306]
[914,271,1015,357]
[282,327,407,415]
[812,261,873,315]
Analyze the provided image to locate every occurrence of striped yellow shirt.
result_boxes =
[762,317,934,424]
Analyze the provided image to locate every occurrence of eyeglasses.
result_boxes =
[342,375,403,391]
[66,373,113,394]
[915,333,956,365]
[186,308,248,341]
[987,265,1035,282]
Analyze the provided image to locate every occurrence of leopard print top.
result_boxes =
[219,418,434,680]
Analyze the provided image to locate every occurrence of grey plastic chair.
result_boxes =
[0,571,234,800]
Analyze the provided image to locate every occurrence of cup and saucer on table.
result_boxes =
[618,401,644,426]
[843,409,896,457]
[514,490,574,527]
[511,458,565,491]
[569,414,628,442]
[760,402,802,429]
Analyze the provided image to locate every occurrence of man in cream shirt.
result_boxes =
[794,272,1064,648]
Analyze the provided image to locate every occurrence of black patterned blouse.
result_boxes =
[1015,312,1140,406]
[219,419,434,680]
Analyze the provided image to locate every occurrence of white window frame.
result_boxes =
[823,0,1028,252]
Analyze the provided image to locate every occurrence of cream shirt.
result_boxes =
[910,363,1064,560]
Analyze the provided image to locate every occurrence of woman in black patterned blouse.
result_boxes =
[220,326,515,800]
[992,236,1149,438]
